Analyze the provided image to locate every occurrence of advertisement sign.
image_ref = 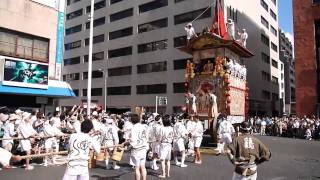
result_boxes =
[55,0,66,80]
[3,58,48,89]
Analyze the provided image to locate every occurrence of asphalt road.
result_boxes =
[0,136,319,180]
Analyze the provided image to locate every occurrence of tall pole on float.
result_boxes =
[87,0,94,116]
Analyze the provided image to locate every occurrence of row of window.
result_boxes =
[72,82,185,97]
[260,16,278,37]
[260,34,278,52]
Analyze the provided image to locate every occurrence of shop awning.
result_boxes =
[0,80,75,98]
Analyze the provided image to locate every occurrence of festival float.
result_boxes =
[179,0,254,139]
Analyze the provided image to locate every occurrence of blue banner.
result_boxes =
[56,12,64,64]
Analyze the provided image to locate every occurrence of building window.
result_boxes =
[65,40,81,50]
[110,0,124,5]
[64,56,81,66]
[174,35,187,47]
[271,0,276,5]
[137,84,167,94]
[85,17,106,29]
[173,82,185,93]
[84,51,104,62]
[109,27,133,40]
[63,73,80,81]
[110,8,133,22]
[261,52,270,64]
[67,0,81,6]
[272,93,279,101]
[139,0,168,14]
[272,76,279,85]
[83,88,103,96]
[314,0,320,4]
[107,86,131,95]
[83,70,104,79]
[174,58,189,70]
[270,9,277,21]
[0,28,49,62]
[86,0,106,13]
[108,66,132,76]
[66,9,83,20]
[271,42,278,52]
[270,26,277,37]
[138,18,168,34]
[73,89,79,97]
[260,0,268,11]
[271,59,278,68]
[138,39,167,53]
[137,61,167,74]
[262,90,271,100]
[65,24,82,35]
[174,8,211,25]
[261,34,269,47]
[175,0,186,3]
[85,34,105,46]
[108,46,132,58]
[261,71,270,81]
[261,16,269,29]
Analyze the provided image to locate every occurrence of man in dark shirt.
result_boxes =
[227,122,271,180]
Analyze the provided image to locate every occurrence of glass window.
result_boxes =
[136,84,166,94]
[65,24,82,35]
[65,40,81,50]
[174,8,211,25]
[173,58,189,70]
[261,71,270,81]
[73,89,79,97]
[138,39,167,53]
[137,61,167,74]
[272,59,278,68]
[108,66,132,76]
[271,0,276,5]
[66,9,83,20]
[107,86,131,95]
[64,56,81,66]
[139,0,168,14]
[85,17,106,29]
[83,88,103,96]
[271,42,278,52]
[63,73,80,81]
[173,82,185,93]
[261,34,269,47]
[110,8,133,22]
[270,9,277,21]
[138,18,168,34]
[260,0,268,11]
[261,16,269,29]
[86,0,106,13]
[261,52,270,64]
[314,0,320,4]
[83,70,103,79]
[108,46,132,58]
[109,27,133,40]
[175,0,186,3]
[272,76,279,85]
[270,26,277,37]
[110,0,124,4]
[174,35,187,47]
[84,34,105,46]
[67,0,81,6]
[262,90,271,100]
[84,51,104,62]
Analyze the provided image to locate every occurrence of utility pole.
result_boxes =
[87,0,94,116]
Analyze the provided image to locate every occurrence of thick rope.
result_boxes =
[190,1,216,24]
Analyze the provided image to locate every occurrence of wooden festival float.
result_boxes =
[179,33,254,140]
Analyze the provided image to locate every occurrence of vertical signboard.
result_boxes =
[55,0,65,80]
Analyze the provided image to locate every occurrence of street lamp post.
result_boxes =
[98,68,107,111]
[87,0,95,116]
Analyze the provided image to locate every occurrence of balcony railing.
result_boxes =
[0,40,49,62]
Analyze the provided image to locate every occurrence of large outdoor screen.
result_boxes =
[3,58,48,89]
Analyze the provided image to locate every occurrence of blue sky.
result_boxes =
[278,0,294,43]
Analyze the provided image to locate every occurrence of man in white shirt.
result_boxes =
[62,120,100,180]
[173,117,188,167]
[187,116,203,164]
[2,114,16,152]
[18,112,37,170]
[50,111,61,130]
[102,118,120,170]
[184,23,198,43]
[216,115,235,154]
[237,29,248,47]
[126,114,149,180]
[149,115,162,170]
[43,118,64,166]
[0,147,21,169]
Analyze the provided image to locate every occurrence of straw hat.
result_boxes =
[22,112,31,120]
[15,109,23,115]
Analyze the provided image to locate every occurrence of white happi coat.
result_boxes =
[2,121,16,147]
[173,121,187,152]
[102,123,119,150]
[217,119,235,144]
[18,121,37,151]
[43,122,64,149]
